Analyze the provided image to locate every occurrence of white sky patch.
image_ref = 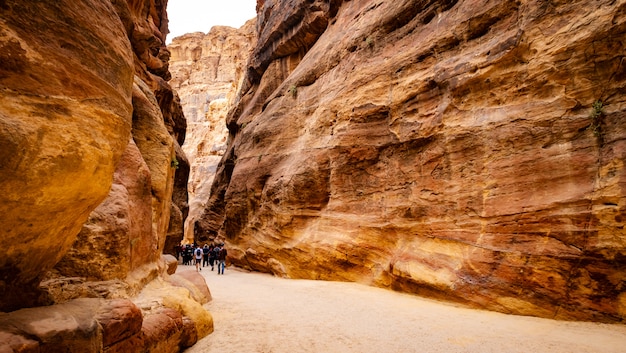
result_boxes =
[166,0,257,43]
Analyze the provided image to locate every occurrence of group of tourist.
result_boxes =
[175,243,227,274]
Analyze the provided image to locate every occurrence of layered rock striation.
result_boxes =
[169,22,256,243]
[197,0,626,322]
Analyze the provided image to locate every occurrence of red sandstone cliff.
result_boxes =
[0,0,209,351]
[198,0,626,322]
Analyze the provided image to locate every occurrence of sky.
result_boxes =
[166,0,257,43]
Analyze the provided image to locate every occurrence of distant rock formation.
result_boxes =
[197,0,626,322]
[168,21,256,244]
[0,0,210,351]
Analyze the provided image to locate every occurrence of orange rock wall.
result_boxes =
[198,0,626,322]
[0,0,188,311]
[0,1,216,351]
[0,0,134,311]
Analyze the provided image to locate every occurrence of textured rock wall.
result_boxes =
[198,0,626,322]
[0,0,213,351]
[0,0,134,311]
[48,0,188,289]
[168,21,256,243]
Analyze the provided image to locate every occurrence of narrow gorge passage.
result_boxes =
[181,266,626,353]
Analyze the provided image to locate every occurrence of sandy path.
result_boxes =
[182,266,626,353]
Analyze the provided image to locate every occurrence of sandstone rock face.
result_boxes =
[163,254,179,275]
[53,138,153,281]
[49,0,188,289]
[0,298,104,353]
[198,0,626,322]
[0,0,213,350]
[96,299,143,348]
[166,143,190,255]
[0,0,134,311]
[136,278,214,339]
[168,22,256,242]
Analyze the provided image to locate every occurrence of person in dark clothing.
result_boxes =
[208,244,216,270]
[202,244,210,267]
[211,244,220,271]
[183,244,193,265]
[217,244,227,275]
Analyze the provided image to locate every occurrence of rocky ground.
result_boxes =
[182,265,626,353]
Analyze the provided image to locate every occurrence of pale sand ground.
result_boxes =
[182,265,626,353]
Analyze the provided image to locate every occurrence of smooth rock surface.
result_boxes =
[96,299,144,348]
[0,293,208,353]
[0,298,104,353]
[0,0,134,311]
[170,270,213,304]
[0,0,210,351]
[136,278,214,339]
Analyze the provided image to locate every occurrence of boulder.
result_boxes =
[141,308,184,353]
[170,270,213,304]
[137,279,214,339]
[179,316,198,349]
[96,299,143,348]
[163,254,179,275]
[0,298,103,352]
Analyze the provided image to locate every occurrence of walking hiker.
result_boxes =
[217,243,227,275]
[211,244,220,271]
[209,244,216,270]
[194,246,203,272]
[183,244,193,265]
[202,244,210,267]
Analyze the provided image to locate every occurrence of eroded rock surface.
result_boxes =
[0,274,212,353]
[168,22,256,243]
[198,0,626,322]
[0,0,134,311]
[42,0,187,288]
[0,0,210,351]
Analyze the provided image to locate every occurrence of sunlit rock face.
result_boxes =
[0,0,134,311]
[0,0,213,350]
[198,0,626,322]
[48,0,186,288]
[169,21,256,243]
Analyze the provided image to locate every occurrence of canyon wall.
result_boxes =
[169,21,256,243]
[197,0,626,322]
[0,0,132,311]
[0,0,210,351]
